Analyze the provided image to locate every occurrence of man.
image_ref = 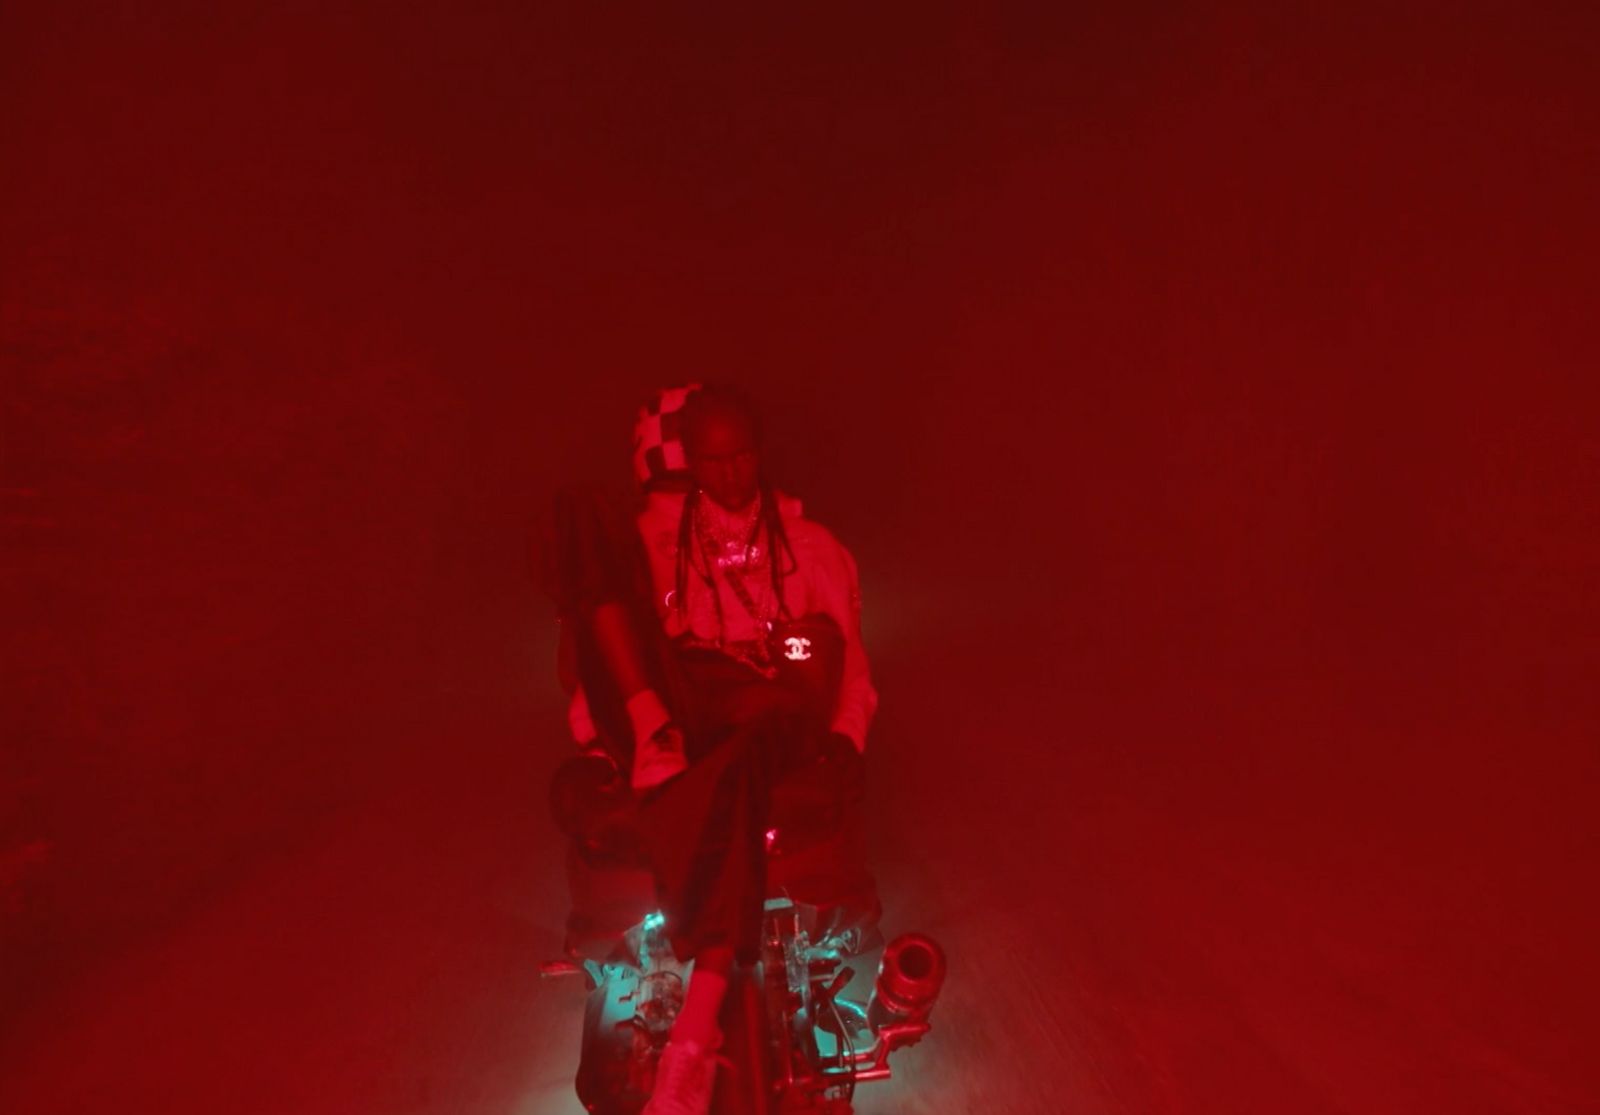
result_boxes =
[552,385,875,1115]
[638,385,875,1114]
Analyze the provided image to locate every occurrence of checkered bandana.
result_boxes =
[632,383,703,487]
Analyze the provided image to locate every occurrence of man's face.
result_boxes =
[685,412,761,511]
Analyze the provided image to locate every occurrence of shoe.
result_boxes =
[632,724,688,792]
[642,1034,723,1115]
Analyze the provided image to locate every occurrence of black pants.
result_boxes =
[637,647,848,965]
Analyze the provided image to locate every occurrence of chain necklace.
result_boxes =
[690,492,780,676]
[694,493,767,574]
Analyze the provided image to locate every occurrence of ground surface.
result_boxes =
[3,651,1595,1114]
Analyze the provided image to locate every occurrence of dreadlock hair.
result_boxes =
[673,385,798,624]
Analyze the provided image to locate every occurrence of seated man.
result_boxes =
[549,385,875,1115]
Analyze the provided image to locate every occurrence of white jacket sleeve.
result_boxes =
[809,530,878,752]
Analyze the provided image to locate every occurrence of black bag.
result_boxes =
[769,612,845,724]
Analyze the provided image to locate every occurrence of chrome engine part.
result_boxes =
[548,901,943,1114]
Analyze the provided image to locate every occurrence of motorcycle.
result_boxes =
[543,756,945,1114]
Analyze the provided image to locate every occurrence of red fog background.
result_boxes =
[3,4,1597,1113]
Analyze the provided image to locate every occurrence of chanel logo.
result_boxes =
[782,636,812,662]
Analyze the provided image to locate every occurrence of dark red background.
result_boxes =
[4,4,1597,1112]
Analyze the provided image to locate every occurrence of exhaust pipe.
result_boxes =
[867,933,946,1032]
